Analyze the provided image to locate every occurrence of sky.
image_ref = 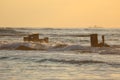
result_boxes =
[0,0,120,28]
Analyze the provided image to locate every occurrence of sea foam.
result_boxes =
[0,41,120,55]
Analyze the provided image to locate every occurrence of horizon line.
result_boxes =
[0,26,120,29]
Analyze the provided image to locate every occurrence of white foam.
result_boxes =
[0,41,119,55]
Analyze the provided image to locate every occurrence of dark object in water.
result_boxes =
[90,34,109,47]
[90,34,98,47]
[97,42,110,47]
[15,45,36,50]
[23,33,49,43]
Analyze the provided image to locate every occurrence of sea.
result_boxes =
[0,28,120,80]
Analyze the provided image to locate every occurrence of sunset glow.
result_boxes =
[0,0,120,28]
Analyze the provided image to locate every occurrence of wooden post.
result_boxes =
[90,34,98,47]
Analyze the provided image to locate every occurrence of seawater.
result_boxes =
[0,28,120,80]
[0,50,120,80]
[14,28,120,45]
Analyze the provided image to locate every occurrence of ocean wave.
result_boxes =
[0,56,9,60]
[0,42,101,51]
[100,50,120,55]
[36,59,106,64]
[0,42,120,55]
[0,56,119,67]
[0,28,28,36]
[36,59,120,67]
[0,42,69,50]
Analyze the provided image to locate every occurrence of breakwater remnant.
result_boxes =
[23,33,109,47]
[90,34,98,47]
[90,34,109,47]
[23,33,49,43]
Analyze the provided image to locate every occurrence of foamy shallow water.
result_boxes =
[0,50,120,80]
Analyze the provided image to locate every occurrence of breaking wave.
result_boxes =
[0,41,120,55]
[0,41,83,50]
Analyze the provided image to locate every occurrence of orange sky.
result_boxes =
[0,0,120,28]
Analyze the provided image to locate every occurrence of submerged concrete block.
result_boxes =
[23,33,49,43]
[90,34,98,47]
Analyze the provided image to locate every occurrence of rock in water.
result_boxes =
[15,45,36,50]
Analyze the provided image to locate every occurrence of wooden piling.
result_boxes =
[90,34,98,47]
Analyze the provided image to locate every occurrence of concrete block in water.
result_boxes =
[90,34,98,47]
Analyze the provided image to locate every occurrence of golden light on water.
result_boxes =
[0,0,120,28]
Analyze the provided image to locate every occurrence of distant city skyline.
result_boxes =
[0,0,120,28]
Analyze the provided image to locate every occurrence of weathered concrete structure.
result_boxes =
[90,34,109,47]
[23,33,109,47]
[23,33,49,43]
[90,34,98,47]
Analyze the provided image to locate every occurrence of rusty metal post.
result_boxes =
[90,34,98,47]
